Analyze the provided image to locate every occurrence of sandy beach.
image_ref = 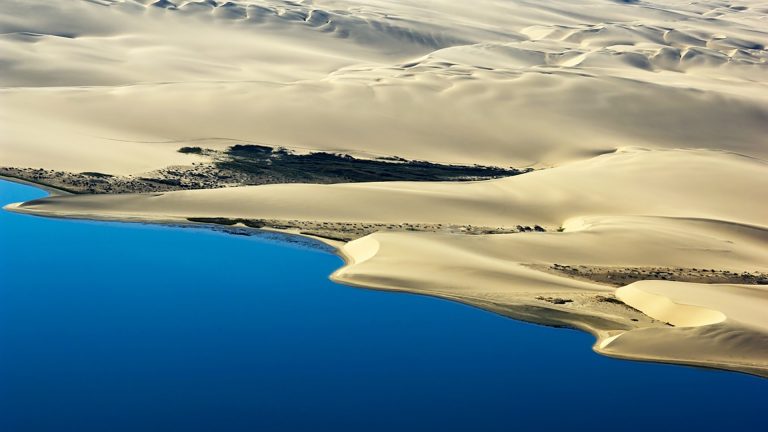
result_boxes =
[2,0,767,377]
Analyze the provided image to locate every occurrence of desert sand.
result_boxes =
[606,281,768,376]
[2,0,767,172]
[2,0,767,376]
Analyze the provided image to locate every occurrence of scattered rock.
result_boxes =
[535,296,573,305]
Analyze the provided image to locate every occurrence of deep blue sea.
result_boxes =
[0,179,764,432]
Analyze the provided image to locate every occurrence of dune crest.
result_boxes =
[617,284,726,327]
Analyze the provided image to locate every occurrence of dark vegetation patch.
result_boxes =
[187,217,266,229]
[215,144,529,183]
[594,295,625,305]
[178,146,204,154]
[80,172,113,178]
[516,224,546,232]
[185,217,534,242]
[0,145,531,195]
[535,296,574,305]
[187,217,240,226]
[549,263,768,286]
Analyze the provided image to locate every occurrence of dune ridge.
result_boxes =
[7,148,767,228]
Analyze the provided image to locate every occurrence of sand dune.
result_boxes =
[603,281,768,376]
[9,148,767,228]
[2,0,767,172]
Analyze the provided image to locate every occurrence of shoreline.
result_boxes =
[329,250,768,379]
[0,174,75,196]
[2,176,767,379]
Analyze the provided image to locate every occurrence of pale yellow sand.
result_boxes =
[7,148,767,227]
[603,282,768,376]
[2,0,767,172]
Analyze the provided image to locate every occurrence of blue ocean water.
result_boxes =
[0,179,764,432]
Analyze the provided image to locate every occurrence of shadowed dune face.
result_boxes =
[1,0,767,173]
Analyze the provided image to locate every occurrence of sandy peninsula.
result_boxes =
[2,0,767,377]
[7,147,768,376]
